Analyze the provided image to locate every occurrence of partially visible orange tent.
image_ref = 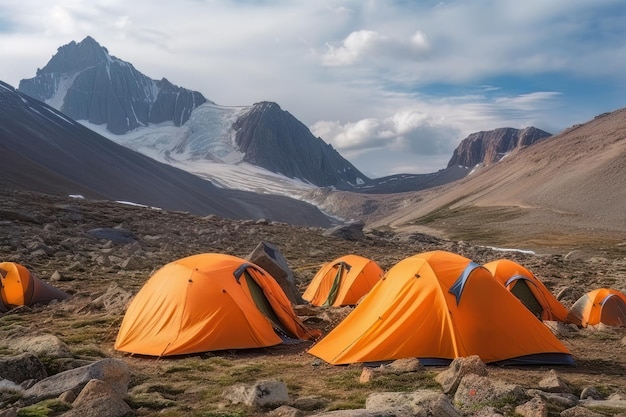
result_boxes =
[115,253,319,357]
[0,262,69,312]
[567,288,626,327]
[302,254,384,307]
[484,259,576,324]
[308,250,573,366]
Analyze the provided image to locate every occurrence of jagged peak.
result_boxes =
[252,101,282,111]
[37,36,110,76]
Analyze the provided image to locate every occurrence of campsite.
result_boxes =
[0,188,625,416]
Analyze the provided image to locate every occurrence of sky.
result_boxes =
[1,0,625,178]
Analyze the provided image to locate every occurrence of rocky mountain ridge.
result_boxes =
[17,36,367,189]
[447,126,552,168]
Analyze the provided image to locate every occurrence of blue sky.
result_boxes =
[0,0,625,178]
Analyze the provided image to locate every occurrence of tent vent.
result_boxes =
[449,261,481,305]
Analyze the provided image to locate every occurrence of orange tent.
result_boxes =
[115,253,319,356]
[567,288,626,327]
[0,262,69,312]
[308,250,573,366]
[302,254,384,307]
[484,259,576,324]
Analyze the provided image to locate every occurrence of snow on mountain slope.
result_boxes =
[81,102,318,199]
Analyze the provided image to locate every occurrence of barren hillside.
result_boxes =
[321,108,626,256]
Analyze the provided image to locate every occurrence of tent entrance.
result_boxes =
[241,270,293,338]
[510,280,542,319]
[323,263,348,307]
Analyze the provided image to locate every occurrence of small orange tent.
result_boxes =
[0,262,69,312]
[308,250,573,366]
[567,288,626,327]
[115,253,319,357]
[484,259,576,324]
[302,254,384,307]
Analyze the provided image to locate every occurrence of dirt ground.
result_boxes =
[0,189,624,416]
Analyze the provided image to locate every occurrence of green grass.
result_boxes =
[16,399,70,417]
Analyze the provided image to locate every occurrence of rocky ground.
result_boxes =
[0,189,625,416]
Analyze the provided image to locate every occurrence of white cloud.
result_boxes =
[0,0,624,177]
[320,29,430,67]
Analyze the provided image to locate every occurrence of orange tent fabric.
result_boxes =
[0,262,69,312]
[302,254,384,306]
[308,250,573,365]
[115,253,319,356]
[484,259,576,324]
[568,288,626,327]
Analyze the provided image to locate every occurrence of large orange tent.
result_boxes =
[115,253,319,357]
[0,262,69,312]
[567,288,626,327]
[302,254,384,307]
[484,259,576,324]
[308,250,573,366]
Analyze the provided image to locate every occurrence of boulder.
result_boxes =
[223,380,290,408]
[366,390,461,417]
[453,373,526,413]
[246,241,302,304]
[435,355,488,394]
[23,358,130,404]
[62,378,132,417]
[538,369,573,394]
[0,353,47,384]
[515,396,549,417]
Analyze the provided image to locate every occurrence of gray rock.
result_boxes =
[247,241,302,304]
[560,405,606,417]
[435,355,488,395]
[309,410,407,417]
[268,405,304,417]
[580,398,626,415]
[291,395,331,411]
[580,386,603,400]
[223,380,290,408]
[515,396,548,417]
[0,353,47,384]
[526,389,579,409]
[23,358,130,404]
[538,369,573,394]
[10,334,73,360]
[365,390,461,417]
[62,378,132,417]
[323,221,366,241]
[453,374,526,413]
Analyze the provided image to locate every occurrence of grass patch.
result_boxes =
[16,399,70,417]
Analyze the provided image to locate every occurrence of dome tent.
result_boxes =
[308,251,573,366]
[0,262,69,312]
[115,253,319,357]
[484,258,577,324]
[568,288,626,327]
[302,254,384,307]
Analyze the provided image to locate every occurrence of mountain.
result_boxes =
[233,101,366,188]
[0,80,333,227]
[18,36,367,189]
[447,127,552,168]
[356,108,626,251]
[18,36,206,135]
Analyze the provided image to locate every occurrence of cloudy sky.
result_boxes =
[1,0,625,178]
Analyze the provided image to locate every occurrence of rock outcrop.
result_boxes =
[447,126,551,168]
